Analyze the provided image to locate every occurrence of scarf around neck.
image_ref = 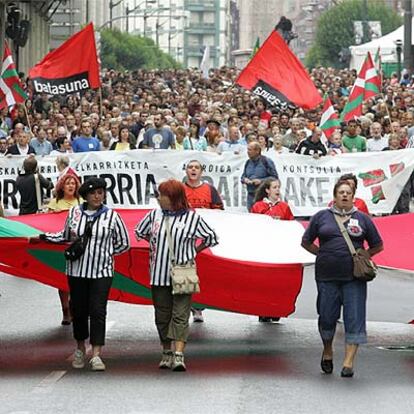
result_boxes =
[330,204,357,217]
[162,209,188,217]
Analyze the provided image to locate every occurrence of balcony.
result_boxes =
[184,0,215,12]
[187,22,216,34]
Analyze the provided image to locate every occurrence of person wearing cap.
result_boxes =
[33,177,130,372]
[204,119,223,152]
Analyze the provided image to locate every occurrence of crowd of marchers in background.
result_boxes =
[1,65,414,214]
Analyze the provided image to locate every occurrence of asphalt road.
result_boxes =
[1,267,414,414]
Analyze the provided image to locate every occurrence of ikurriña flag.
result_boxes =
[29,23,101,95]
[320,95,340,140]
[236,30,322,110]
[341,52,381,122]
[0,42,28,110]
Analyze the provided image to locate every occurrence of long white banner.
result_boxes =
[1,149,413,216]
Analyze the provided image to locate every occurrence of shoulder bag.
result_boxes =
[165,216,200,295]
[334,214,377,282]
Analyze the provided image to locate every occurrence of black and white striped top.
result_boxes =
[135,209,218,286]
[45,205,130,279]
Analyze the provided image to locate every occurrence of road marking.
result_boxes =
[377,345,414,352]
[31,370,67,394]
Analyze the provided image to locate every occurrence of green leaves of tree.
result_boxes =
[305,0,402,68]
[100,29,180,70]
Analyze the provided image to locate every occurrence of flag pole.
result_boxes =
[99,87,103,120]
[22,103,32,134]
[221,82,236,106]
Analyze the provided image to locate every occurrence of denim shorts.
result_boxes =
[316,279,367,345]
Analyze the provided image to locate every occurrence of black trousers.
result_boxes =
[68,276,113,346]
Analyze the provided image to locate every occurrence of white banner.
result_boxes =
[0,149,413,216]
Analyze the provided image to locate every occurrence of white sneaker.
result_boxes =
[90,355,106,371]
[159,350,173,369]
[192,309,204,323]
[171,352,186,372]
[72,349,85,369]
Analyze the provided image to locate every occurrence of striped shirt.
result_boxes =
[135,209,218,286]
[45,205,130,279]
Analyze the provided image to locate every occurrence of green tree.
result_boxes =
[305,0,402,68]
[100,29,180,70]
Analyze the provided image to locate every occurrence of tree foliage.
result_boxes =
[100,29,180,70]
[305,0,402,68]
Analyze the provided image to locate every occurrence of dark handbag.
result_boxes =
[334,214,377,282]
[64,238,85,261]
[64,219,94,262]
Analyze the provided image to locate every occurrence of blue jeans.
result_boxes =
[316,280,367,345]
[247,192,255,212]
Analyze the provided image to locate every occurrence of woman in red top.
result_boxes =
[251,178,294,323]
[251,178,294,220]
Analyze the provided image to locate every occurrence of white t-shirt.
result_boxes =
[367,136,388,152]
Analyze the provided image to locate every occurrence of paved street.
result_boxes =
[1,268,414,414]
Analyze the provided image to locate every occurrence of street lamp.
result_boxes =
[109,0,124,29]
[125,0,156,33]
[395,39,403,80]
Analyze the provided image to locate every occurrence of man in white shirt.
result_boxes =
[217,126,244,154]
[367,122,388,152]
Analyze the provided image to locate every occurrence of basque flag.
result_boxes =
[236,30,322,110]
[29,23,101,95]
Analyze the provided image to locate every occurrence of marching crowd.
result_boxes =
[2,64,409,376]
[1,66,414,212]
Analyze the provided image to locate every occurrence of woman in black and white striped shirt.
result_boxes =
[36,178,130,372]
[135,179,218,372]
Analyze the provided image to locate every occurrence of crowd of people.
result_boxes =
[1,65,413,212]
[1,64,408,376]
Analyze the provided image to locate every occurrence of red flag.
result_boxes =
[29,23,100,95]
[236,30,322,110]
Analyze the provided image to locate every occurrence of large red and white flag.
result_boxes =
[236,30,322,110]
[29,23,101,95]
[1,210,414,316]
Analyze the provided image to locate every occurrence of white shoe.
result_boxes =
[90,355,106,371]
[159,350,173,369]
[192,309,204,323]
[171,352,186,372]
[72,349,85,369]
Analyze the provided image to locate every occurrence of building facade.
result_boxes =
[126,0,229,68]
[3,1,54,75]
[48,0,230,68]
[234,0,334,63]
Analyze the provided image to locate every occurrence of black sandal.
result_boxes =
[321,356,333,374]
[341,367,354,378]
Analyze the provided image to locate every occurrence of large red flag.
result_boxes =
[236,30,322,110]
[29,23,100,95]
